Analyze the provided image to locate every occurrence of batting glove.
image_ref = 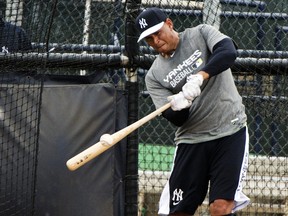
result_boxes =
[182,74,204,101]
[167,91,192,111]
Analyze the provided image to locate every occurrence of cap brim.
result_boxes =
[137,21,164,43]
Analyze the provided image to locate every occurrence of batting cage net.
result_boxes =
[0,0,287,216]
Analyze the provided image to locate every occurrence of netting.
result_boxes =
[0,74,42,215]
[0,0,287,215]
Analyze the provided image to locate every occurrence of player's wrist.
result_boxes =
[167,91,192,111]
[196,71,209,80]
[187,73,204,86]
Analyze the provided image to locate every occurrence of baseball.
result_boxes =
[100,134,113,146]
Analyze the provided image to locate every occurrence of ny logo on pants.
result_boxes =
[172,188,183,206]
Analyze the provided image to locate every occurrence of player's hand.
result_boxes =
[167,91,192,111]
[182,74,204,100]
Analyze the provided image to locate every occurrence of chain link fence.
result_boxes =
[0,0,287,215]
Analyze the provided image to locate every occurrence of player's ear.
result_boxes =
[165,18,173,30]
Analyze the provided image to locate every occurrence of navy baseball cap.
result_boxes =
[135,8,167,42]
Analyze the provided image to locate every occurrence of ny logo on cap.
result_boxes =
[139,18,148,29]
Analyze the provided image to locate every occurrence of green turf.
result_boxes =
[138,143,175,171]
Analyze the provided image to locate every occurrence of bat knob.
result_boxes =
[100,134,113,146]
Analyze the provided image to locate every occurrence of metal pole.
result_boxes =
[124,0,140,215]
[203,0,221,29]
[80,0,92,75]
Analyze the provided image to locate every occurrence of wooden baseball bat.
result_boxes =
[66,103,171,171]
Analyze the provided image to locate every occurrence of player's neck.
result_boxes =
[161,50,176,58]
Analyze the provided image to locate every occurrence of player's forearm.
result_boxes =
[162,107,190,127]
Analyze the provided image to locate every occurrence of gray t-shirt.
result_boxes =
[145,24,247,145]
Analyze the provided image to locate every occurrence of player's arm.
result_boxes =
[200,37,237,77]
[163,38,237,126]
[162,107,190,127]
[182,37,237,100]
[145,71,191,127]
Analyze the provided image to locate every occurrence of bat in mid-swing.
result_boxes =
[66,103,171,171]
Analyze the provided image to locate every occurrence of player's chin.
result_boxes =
[156,46,167,54]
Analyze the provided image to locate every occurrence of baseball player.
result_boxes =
[135,7,250,216]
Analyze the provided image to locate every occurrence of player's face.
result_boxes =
[144,19,179,55]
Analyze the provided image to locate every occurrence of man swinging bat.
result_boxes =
[67,6,250,216]
[135,7,250,216]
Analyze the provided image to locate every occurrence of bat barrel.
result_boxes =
[66,141,111,171]
[66,103,171,171]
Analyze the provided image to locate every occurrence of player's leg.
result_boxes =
[208,126,250,215]
[209,199,235,215]
[158,143,210,215]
